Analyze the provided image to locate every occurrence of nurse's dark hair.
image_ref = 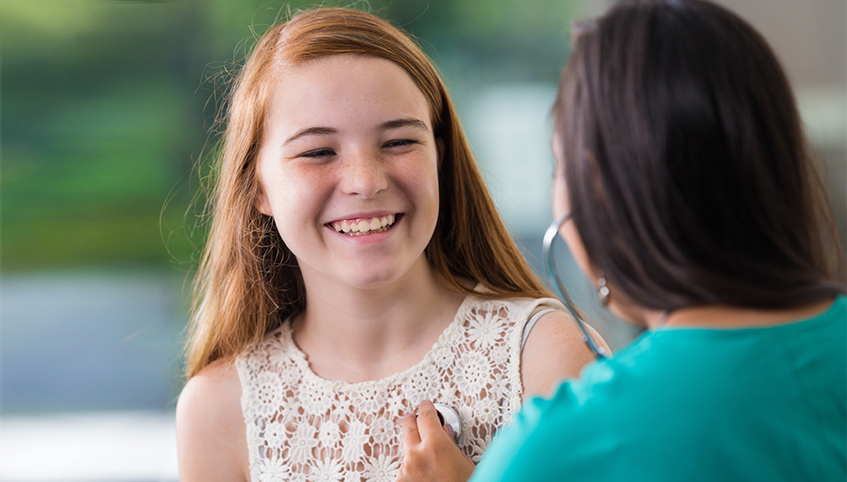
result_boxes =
[185,7,552,378]
[553,0,845,312]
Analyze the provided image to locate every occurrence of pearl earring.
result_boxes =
[597,277,610,307]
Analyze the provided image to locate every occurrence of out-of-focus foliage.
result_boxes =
[1,0,581,271]
[3,1,205,270]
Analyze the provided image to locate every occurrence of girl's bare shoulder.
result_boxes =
[520,310,609,400]
[176,358,249,482]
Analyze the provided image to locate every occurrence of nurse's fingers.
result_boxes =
[415,400,448,442]
[400,412,422,447]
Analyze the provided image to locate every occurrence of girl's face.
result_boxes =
[255,55,441,290]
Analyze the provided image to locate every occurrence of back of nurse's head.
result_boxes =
[553,0,845,312]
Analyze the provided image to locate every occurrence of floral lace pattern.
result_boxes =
[236,294,562,482]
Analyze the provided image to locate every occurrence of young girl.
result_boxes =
[175,8,602,482]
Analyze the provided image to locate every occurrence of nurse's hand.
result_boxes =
[396,400,476,482]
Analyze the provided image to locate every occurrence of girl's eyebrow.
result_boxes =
[284,127,337,145]
[379,117,429,132]
[283,118,428,146]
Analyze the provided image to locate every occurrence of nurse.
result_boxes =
[397,0,847,480]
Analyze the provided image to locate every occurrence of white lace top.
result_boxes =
[236,293,563,482]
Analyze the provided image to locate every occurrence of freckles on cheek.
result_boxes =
[396,160,438,190]
[421,173,441,203]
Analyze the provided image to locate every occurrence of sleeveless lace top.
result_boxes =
[236,293,563,482]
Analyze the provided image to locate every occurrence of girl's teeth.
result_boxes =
[332,215,398,235]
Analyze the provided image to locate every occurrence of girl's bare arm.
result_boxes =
[520,310,608,400]
[176,359,249,482]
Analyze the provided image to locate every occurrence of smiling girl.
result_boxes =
[175,8,602,482]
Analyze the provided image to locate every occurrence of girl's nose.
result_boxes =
[340,151,389,198]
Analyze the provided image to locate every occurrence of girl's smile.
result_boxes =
[329,213,399,236]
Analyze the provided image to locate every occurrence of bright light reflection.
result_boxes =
[1,411,178,481]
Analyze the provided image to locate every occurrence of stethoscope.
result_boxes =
[430,213,608,445]
[542,212,609,360]
[429,403,462,443]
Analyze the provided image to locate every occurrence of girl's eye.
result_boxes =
[384,139,418,149]
[299,148,335,159]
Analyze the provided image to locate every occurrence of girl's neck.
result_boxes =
[291,260,468,383]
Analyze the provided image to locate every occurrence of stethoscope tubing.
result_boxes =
[542,213,608,360]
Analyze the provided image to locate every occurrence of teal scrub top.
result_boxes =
[472,296,847,482]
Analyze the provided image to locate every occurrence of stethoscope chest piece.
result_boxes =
[432,403,462,443]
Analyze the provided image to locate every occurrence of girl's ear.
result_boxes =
[255,185,272,216]
[436,137,445,167]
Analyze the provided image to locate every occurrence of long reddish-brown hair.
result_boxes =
[186,7,552,378]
